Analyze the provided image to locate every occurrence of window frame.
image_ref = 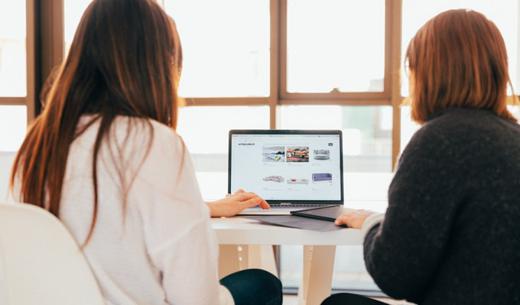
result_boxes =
[0,0,37,123]
[180,0,403,169]
[35,0,403,167]
[19,0,520,168]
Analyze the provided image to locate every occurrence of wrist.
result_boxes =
[361,213,385,235]
[207,201,217,217]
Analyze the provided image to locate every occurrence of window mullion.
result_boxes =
[268,0,281,129]
[389,0,403,170]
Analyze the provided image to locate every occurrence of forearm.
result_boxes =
[360,213,384,237]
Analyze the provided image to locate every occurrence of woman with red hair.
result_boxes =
[325,9,520,305]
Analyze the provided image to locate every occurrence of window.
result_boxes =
[287,0,385,93]
[64,0,92,53]
[280,106,392,203]
[164,0,270,97]
[0,106,26,152]
[176,106,270,199]
[0,1,30,153]
[508,105,520,121]
[0,1,26,97]
[401,0,520,95]
[0,105,26,201]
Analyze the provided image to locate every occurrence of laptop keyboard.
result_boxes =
[271,204,334,208]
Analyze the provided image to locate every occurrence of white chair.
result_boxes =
[0,203,105,305]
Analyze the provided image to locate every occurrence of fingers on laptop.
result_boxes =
[233,189,245,195]
[257,197,270,209]
[246,192,269,209]
[241,196,263,208]
[234,191,256,201]
[236,192,270,209]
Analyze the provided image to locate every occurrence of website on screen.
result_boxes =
[230,134,342,201]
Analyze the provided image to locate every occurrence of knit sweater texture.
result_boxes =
[364,108,520,305]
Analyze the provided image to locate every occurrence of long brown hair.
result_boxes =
[10,0,183,244]
[406,9,516,124]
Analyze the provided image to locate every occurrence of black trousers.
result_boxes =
[321,293,389,305]
[220,269,283,305]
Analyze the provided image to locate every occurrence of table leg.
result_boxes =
[218,245,241,278]
[244,245,278,277]
[297,245,336,305]
[218,245,278,278]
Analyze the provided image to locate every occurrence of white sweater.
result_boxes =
[18,116,233,305]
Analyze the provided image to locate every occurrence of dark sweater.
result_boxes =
[364,108,520,305]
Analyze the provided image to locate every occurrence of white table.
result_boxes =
[212,217,364,305]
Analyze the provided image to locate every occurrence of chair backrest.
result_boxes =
[0,203,105,305]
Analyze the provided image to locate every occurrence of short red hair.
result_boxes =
[406,9,516,124]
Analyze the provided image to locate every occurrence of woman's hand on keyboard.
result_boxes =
[207,189,270,217]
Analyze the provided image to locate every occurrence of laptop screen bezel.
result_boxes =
[228,129,344,205]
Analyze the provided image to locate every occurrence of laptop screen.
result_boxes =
[229,131,343,203]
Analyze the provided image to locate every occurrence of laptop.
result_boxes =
[228,130,344,215]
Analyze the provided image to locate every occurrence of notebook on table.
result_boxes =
[290,205,346,222]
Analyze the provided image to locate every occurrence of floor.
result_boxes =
[283,295,413,305]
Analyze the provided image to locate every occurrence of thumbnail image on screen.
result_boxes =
[313,149,330,160]
[263,175,285,183]
[312,173,332,183]
[287,146,309,162]
[287,178,309,185]
[262,146,286,162]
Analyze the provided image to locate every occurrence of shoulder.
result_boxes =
[110,117,203,205]
[409,108,507,147]
[430,108,519,147]
[399,110,475,165]
[425,108,519,136]
[102,116,186,164]
[95,116,190,189]
[111,116,183,147]
[401,108,520,167]
[77,115,184,151]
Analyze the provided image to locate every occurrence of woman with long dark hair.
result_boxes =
[324,9,520,305]
[10,1,281,304]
